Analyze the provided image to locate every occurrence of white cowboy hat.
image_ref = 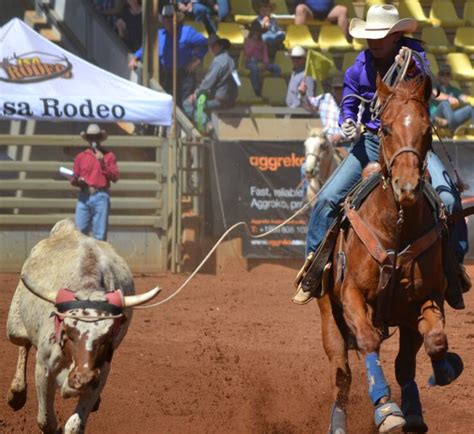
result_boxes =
[349,4,417,40]
[80,124,108,142]
[290,46,306,57]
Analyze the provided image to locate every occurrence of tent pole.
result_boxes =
[141,0,149,87]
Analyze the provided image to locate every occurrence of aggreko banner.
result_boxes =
[210,141,307,258]
[0,18,172,125]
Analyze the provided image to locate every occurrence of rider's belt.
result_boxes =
[82,186,109,195]
[364,127,379,135]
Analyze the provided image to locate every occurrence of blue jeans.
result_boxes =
[246,58,281,95]
[306,133,468,262]
[75,191,110,241]
[192,3,217,34]
[262,32,285,57]
[432,101,474,130]
[216,0,230,21]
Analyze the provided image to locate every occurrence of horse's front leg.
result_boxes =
[418,299,463,387]
[395,326,428,433]
[341,280,405,433]
[318,294,351,434]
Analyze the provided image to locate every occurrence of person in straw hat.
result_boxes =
[71,124,119,241]
[294,3,469,304]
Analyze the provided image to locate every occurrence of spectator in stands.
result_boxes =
[254,0,286,59]
[301,74,346,145]
[243,21,281,96]
[430,65,474,131]
[177,0,230,34]
[94,0,126,26]
[286,46,315,108]
[294,0,349,38]
[115,0,143,52]
[71,124,119,241]
[184,35,238,133]
[128,5,208,107]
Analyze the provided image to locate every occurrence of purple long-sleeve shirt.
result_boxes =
[339,37,429,131]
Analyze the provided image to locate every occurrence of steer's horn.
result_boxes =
[123,287,161,308]
[21,274,56,304]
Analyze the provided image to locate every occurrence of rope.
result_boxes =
[135,181,319,310]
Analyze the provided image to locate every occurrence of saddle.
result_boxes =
[295,166,468,313]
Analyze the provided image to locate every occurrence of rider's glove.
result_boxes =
[341,118,359,141]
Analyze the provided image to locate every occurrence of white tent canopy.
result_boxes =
[0,18,172,125]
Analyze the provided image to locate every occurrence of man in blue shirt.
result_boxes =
[129,5,208,107]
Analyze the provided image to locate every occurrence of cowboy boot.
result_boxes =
[292,252,316,304]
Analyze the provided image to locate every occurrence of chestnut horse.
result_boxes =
[319,75,464,433]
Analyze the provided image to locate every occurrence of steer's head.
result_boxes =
[21,274,160,396]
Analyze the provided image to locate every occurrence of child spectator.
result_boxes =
[430,65,474,131]
[254,0,285,59]
[115,0,143,52]
[243,21,281,96]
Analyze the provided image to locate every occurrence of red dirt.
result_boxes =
[1,264,473,434]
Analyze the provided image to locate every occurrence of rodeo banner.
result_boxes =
[0,18,172,125]
[210,141,307,258]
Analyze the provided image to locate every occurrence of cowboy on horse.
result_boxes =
[293,4,470,308]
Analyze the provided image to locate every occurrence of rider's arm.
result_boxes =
[338,65,360,127]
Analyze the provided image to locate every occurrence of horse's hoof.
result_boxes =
[428,352,464,387]
[375,401,406,433]
[328,404,346,434]
[403,414,428,433]
[7,387,27,411]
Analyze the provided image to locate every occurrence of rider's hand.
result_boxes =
[341,119,359,141]
[395,46,409,65]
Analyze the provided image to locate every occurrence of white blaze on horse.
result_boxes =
[6,219,160,434]
[303,129,345,205]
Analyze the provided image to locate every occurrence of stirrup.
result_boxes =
[292,252,316,305]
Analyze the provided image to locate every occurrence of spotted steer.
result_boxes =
[6,219,160,434]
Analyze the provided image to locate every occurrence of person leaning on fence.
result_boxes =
[71,124,119,241]
[286,45,316,109]
[128,5,208,107]
[183,34,238,134]
[292,4,470,307]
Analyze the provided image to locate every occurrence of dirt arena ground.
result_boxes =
[0,264,473,433]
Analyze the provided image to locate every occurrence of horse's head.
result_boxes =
[304,130,332,179]
[377,74,432,208]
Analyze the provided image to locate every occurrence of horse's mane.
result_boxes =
[390,76,427,105]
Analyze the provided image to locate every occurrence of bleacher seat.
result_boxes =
[429,0,465,27]
[217,22,244,46]
[274,50,293,77]
[398,0,430,27]
[237,77,264,105]
[421,27,453,54]
[464,1,474,26]
[261,77,288,105]
[426,52,439,76]
[186,21,208,38]
[446,53,474,81]
[454,27,474,54]
[231,0,256,24]
[284,25,318,49]
[352,38,367,51]
[318,24,352,52]
[342,51,359,73]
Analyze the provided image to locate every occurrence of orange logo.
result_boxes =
[0,52,72,84]
[249,153,305,171]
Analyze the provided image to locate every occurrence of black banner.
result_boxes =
[210,141,307,258]
[210,140,474,260]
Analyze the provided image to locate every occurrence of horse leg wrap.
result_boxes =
[328,403,346,434]
[365,352,390,405]
[428,352,464,386]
